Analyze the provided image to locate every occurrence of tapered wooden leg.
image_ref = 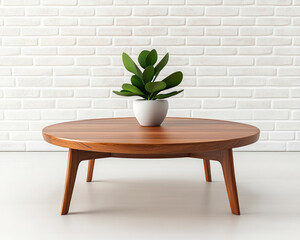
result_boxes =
[61,149,81,215]
[86,159,95,182]
[203,159,212,182]
[219,149,240,215]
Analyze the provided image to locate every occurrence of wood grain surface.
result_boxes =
[43,117,260,154]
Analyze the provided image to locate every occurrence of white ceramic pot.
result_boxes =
[133,99,168,126]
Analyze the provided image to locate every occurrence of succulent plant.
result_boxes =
[113,49,183,100]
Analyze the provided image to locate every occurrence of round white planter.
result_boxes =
[133,99,168,126]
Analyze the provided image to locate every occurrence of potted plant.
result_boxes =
[113,49,184,126]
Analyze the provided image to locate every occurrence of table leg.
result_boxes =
[219,149,240,215]
[86,159,95,182]
[61,149,81,215]
[203,159,212,182]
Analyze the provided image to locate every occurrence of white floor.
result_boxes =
[0,152,299,240]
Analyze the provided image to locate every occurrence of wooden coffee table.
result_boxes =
[42,117,259,215]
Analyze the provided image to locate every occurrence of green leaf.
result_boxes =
[122,83,144,96]
[113,90,136,97]
[162,71,183,90]
[154,90,183,99]
[154,52,169,80]
[142,66,155,84]
[146,49,158,66]
[145,81,167,94]
[122,52,142,79]
[131,75,145,91]
[138,50,150,69]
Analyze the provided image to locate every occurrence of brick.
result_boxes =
[80,18,113,26]
[237,100,271,109]
[222,18,255,26]
[206,28,238,36]
[0,57,33,66]
[5,18,40,26]
[187,37,220,46]
[170,27,203,36]
[185,88,219,97]
[152,18,185,26]
[79,0,113,5]
[229,68,276,76]
[54,78,89,87]
[77,110,113,119]
[254,110,289,120]
[78,38,111,46]
[239,47,272,55]
[10,131,42,141]
[273,100,300,109]
[99,28,132,36]
[41,0,77,5]
[41,110,76,120]
[61,8,95,16]
[257,0,291,5]
[203,99,236,109]
[5,110,40,120]
[0,47,20,56]
[290,88,300,97]
[54,67,89,76]
[3,38,38,46]
[168,99,201,109]
[192,110,252,120]
[93,99,127,109]
[269,132,294,140]
[224,0,254,5]
[257,18,291,26]
[44,18,78,26]
[276,7,300,16]
[27,8,58,16]
[197,67,227,76]
[14,68,52,76]
[116,0,148,5]
[22,47,57,55]
[170,7,204,16]
[17,78,52,87]
[191,56,253,66]
[240,27,273,36]
[152,37,184,46]
[222,37,255,46]
[97,7,132,16]
[169,47,204,55]
[150,0,184,4]
[0,100,21,109]
[187,0,222,5]
[257,37,291,46]
[0,8,24,16]
[240,7,274,16]
[254,88,289,98]
[23,100,55,109]
[41,89,73,98]
[40,37,76,46]
[221,88,252,97]
[0,142,26,151]
[256,57,293,66]
[197,78,233,86]
[133,7,167,16]
[76,57,110,66]
[187,18,220,26]
[206,7,238,16]
[59,47,94,55]
[74,89,110,98]
[276,121,300,130]
[0,78,15,87]
[35,57,74,66]
[57,99,91,108]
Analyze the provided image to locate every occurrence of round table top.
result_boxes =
[43,117,260,154]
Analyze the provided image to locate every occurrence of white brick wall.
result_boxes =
[0,0,299,151]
